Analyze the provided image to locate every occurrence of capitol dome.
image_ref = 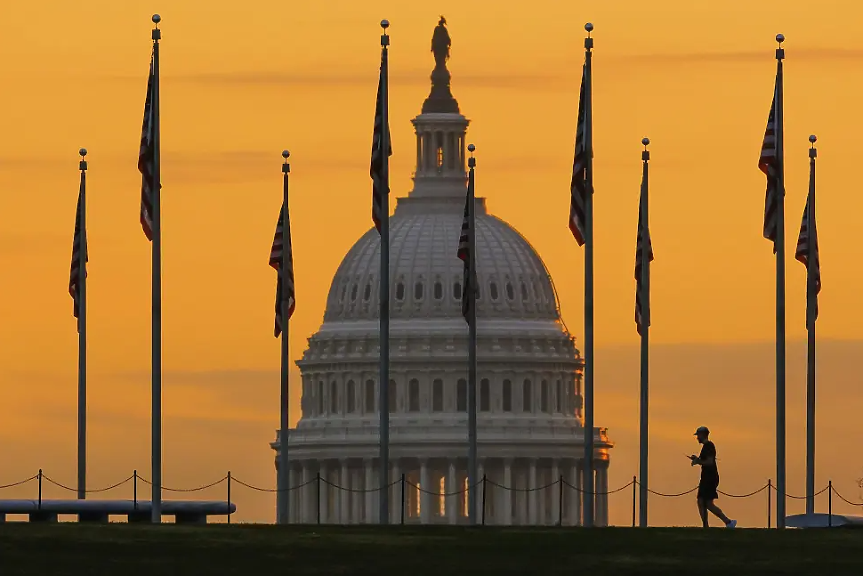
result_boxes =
[273,19,612,527]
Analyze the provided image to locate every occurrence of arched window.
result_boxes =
[317,381,324,415]
[395,282,405,301]
[555,380,562,413]
[388,379,397,413]
[414,281,424,301]
[363,283,371,301]
[453,280,462,301]
[434,281,443,300]
[346,380,356,413]
[522,379,532,412]
[480,379,490,412]
[457,379,468,412]
[364,379,375,413]
[330,381,339,414]
[540,380,549,413]
[506,282,515,301]
[340,285,347,303]
[489,282,499,301]
[521,282,529,302]
[436,146,444,168]
[432,379,444,412]
[502,379,512,411]
[409,379,420,412]
[350,284,358,302]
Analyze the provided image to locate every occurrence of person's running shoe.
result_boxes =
[726,520,737,529]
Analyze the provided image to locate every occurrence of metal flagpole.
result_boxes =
[638,138,650,528]
[805,135,817,516]
[278,150,291,524]
[378,19,391,525]
[774,34,787,529]
[582,21,596,528]
[150,13,163,524]
[77,148,88,501]
[467,144,478,525]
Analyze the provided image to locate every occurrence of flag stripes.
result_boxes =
[69,174,87,328]
[370,48,392,233]
[270,204,296,337]
[635,183,653,336]
[457,191,472,323]
[759,80,780,251]
[569,66,588,246]
[795,194,820,323]
[139,58,156,241]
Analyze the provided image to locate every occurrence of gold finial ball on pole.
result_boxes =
[776,33,785,44]
[79,148,88,158]
[152,14,161,24]
[282,150,290,160]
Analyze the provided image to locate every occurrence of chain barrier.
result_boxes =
[137,475,227,493]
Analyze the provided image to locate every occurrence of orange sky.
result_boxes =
[1,1,862,526]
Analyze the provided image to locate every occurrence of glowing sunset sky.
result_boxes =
[1,1,862,525]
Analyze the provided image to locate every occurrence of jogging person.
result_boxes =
[690,426,737,528]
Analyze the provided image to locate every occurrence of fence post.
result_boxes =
[767,479,772,529]
[316,472,321,525]
[38,469,43,510]
[133,470,138,510]
[400,473,406,526]
[558,475,564,527]
[631,476,637,528]
[227,471,232,525]
[828,480,832,527]
[481,474,487,526]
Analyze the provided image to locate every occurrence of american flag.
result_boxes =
[370,48,392,234]
[634,179,654,336]
[139,58,156,241]
[457,191,473,323]
[795,194,820,324]
[69,173,87,329]
[270,204,296,337]
[759,79,780,252]
[569,66,588,246]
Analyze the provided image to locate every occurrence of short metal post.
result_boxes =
[38,469,43,510]
[481,474,487,526]
[767,479,772,529]
[828,480,833,527]
[558,475,564,527]
[316,472,321,525]
[632,475,637,528]
[227,471,232,525]
[400,473,406,525]
[133,470,138,510]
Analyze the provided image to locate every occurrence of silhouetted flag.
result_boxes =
[270,204,296,337]
[795,195,820,323]
[139,59,157,241]
[457,192,472,323]
[759,78,780,252]
[635,181,653,336]
[370,48,392,233]
[569,66,588,246]
[69,175,87,330]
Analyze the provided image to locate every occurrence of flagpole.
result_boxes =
[582,21,596,528]
[77,148,88,501]
[467,144,478,525]
[805,134,817,516]
[378,19,391,526]
[150,13,163,524]
[638,138,650,528]
[278,150,291,524]
[774,33,787,529]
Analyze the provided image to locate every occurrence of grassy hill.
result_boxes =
[1,524,861,575]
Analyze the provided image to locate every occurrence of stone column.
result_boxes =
[338,459,351,524]
[597,462,609,527]
[301,463,311,524]
[477,459,485,523]
[550,459,560,526]
[420,459,431,524]
[528,459,538,525]
[288,466,297,524]
[567,461,579,526]
[351,468,361,524]
[392,460,401,525]
[502,458,513,526]
[319,462,328,524]
[364,459,374,524]
[447,460,457,525]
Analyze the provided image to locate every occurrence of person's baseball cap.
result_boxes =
[694,426,710,436]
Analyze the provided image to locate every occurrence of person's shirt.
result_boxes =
[699,440,719,480]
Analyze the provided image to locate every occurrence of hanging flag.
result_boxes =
[270,204,296,337]
[634,184,653,336]
[69,175,87,329]
[139,58,157,241]
[759,80,780,252]
[370,48,392,234]
[569,66,588,246]
[457,192,472,323]
[795,195,820,323]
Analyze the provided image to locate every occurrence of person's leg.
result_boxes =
[705,501,731,525]
[697,498,709,528]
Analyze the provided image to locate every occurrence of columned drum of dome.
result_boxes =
[270,18,613,526]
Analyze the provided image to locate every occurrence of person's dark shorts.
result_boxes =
[697,478,719,501]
